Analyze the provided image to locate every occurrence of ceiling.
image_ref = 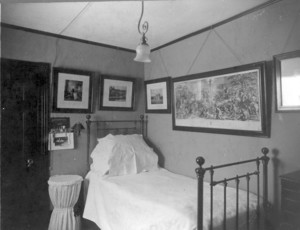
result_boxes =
[1,0,275,52]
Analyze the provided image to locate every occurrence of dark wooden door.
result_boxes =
[1,59,50,230]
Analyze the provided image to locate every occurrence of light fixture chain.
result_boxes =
[142,21,149,35]
[134,0,151,62]
[137,0,148,35]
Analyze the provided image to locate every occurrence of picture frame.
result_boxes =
[99,75,135,111]
[48,132,74,151]
[50,117,70,131]
[274,50,300,112]
[52,67,93,113]
[144,77,171,113]
[172,62,269,137]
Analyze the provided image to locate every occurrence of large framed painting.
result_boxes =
[274,50,300,112]
[172,62,269,137]
[99,75,135,111]
[52,68,93,113]
[145,77,171,113]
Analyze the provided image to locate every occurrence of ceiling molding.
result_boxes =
[1,22,136,53]
[1,0,282,53]
[152,0,282,51]
[0,0,163,3]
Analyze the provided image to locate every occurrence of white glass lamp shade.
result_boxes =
[134,43,151,63]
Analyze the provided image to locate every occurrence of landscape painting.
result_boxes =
[100,75,135,111]
[144,77,171,113]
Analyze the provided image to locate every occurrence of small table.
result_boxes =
[48,175,83,230]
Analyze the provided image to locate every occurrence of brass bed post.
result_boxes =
[246,173,250,230]
[145,115,148,137]
[86,115,91,173]
[140,115,144,136]
[223,181,228,230]
[140,114,148,137]
[196,157,206,230]
[261,147,269,229]
[235,176,240,230]
[209,168,214,230]
[256,158,261,227]
[195,147,269,230]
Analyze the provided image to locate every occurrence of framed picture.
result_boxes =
[274,50,300,112]
[172,62,269,137]
[48,132,74,151]
[50,117,70,131]
[99,75,135,111]
[145,77,171,113]
[52,68,93,113]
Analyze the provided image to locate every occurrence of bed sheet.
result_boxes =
[83,168,258,230]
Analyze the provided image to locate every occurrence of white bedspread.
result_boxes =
[83,168,258,230]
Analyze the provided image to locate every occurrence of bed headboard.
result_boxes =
[85,114,148,171]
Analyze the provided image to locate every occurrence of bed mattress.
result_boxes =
[83,168,258,230]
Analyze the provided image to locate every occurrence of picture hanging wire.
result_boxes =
[52,2,92,67]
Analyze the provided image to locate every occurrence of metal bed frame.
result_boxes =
[85,115,270,230]
[196,148,270,230]
[85,114,147,171]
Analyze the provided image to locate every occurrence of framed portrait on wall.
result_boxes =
[99,75,135,111]
[172,61,269,137]
[52,68,93,113]
[144,77,171,113]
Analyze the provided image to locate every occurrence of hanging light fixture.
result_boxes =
[134,0,151,63]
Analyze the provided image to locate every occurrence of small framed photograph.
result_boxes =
[52,68,93,113]
[48,132,74,151]
[99,75,135,111]
[274,50,300,112]
[50,117,70,131]
[145,77,171,113]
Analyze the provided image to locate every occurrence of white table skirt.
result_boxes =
[48,175,83,230]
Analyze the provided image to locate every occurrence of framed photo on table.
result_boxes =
[172,62,269,137]
[99,75,135,111]
[145,77,171,113]
[274,50,300,112]
[52,68,93,113]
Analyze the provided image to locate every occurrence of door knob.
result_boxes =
[25,159,34,172]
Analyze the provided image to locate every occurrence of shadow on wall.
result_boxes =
[144,137,165,168]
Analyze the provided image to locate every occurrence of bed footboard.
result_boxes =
[195,147,270,230]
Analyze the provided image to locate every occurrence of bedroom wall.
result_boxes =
[1,27,144,177]
[145,0,300,210]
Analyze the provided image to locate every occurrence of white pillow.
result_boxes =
[90,134,115,175]
[108,134,159,176]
